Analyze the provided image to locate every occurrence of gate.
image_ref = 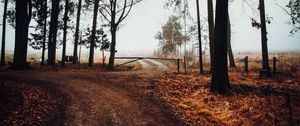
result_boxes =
[114,57,181,73]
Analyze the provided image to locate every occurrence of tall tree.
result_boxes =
[41,0,47,65]
[196,0,203,74]
[211,0,230,93]
[6,0,49,66]
[28,0,48,65]
[207,0,215,72]
[99,0,141,70]
[155,16,185,57]
[72,0,82,64]
[1,0,8,66]
[47,0,60,65]
[61,0,69,67]
[11,0,32,70]
[259,0,272,77]
[88,0,100,67]
[227,12,236,68]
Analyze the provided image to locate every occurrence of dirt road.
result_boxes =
[0,70,182,126]
[138,59,168,70]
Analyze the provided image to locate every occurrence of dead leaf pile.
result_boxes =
[153,71,300,125]
[0,80,66,125]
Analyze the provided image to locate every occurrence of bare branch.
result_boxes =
[116,0,141,14]
[100,5,112,16]
[99,9,111,23]
[117,0,140,25]
[116,0,128,25]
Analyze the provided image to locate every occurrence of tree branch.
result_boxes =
[116,0,140,25]
[116,0,141,14]
[99,9,111,23]
[116,0,128,25]
[275,3,300,24]
[100,5,112,16]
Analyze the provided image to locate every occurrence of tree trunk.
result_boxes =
[259,0,272,77]
[207,0,215,72]
[41,0,47,65]
[1,0,8,66]
[108,2,117,70]
[88,0,100,67]
[227,12,236,68]
[211,0,230,93]
[61,0,69,67]
[108,26,116,70]
[73,0,82,64]
[196,0,204,74]
[102,50,105,68]
[48,0,60,65]
[12,0,32,70]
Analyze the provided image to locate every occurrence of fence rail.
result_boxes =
[113,57,180,73]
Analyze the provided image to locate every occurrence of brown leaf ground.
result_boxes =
[0,60,299,125]
[0,80,66,125]
[0,70,182,126]
[153,71,300,125]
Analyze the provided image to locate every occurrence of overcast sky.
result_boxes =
[0,0,299,57]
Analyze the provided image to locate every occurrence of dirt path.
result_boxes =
[0,70,182,126]
[138,59,168,70]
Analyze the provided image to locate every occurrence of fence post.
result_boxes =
[273,57,277,75]
[244,56,249,73]
[177,59,180,74]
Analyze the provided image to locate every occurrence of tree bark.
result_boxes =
[73,0,82,64]
[108,26,116,70]
[1,0,8,66]
[211,0,230,93]
[12,0,32,70]
[207,0,215,72]
[108,1,117,70]
[196,0,204,74]
[48,0,60,65]
[88,0,100,67]
[41,0,47,65]
[259,0,272,77]
[61,0,69,67]
[227,12,236,68]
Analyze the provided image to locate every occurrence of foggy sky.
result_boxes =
[0,0,299,57]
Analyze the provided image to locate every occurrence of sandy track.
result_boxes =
[138,59,168,70]
[0,71,182,126]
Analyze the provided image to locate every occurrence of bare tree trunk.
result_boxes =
[227,12,236,68]
[108,26,116,70]
[211,0,230,93]
[259,0,272,77]
[61,0,69,67]
[207,0,215,72]
[108,1,117,70]
[41,0,47,65]
[102,50,105,68]
[79,42,82,64]
[73,0,82,64]
[12,0,32,70]
[88,0,100,67]
[1,0,8,66]
[196,0,204,74]
[48,0,60,65]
